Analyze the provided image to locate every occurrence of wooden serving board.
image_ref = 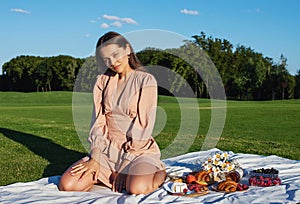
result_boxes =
[170,190,209,197]
[211,184,248,194]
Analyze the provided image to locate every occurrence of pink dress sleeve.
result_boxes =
[122,73,159,161]
[88,75,109,160]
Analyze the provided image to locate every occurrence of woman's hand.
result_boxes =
[70,157,100,181]
[112,172,127,193]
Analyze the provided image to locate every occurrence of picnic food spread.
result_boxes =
[164,151,282,197]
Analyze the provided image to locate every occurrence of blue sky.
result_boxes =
[1,0,299,75]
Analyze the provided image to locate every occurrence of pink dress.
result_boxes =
[88,70,165,188]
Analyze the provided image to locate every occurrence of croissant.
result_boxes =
[194,171,211,182]
[217,180,238,193]
[225,171,240,182]
[216,180,227,191]
[225,183,237,192]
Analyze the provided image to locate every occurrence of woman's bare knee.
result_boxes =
[59,173,75,191]
[58,158,95,192]
[127,170,166,194]
[59,174,94,192]
[126,173,155,195]
[58,176,75,191]
[127,177,151,194]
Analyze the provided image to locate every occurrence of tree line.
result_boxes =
[0,55,84,92]
[1,32,300,100]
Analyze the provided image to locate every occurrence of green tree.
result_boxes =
[49,55,80,91]
[278,55,289,99]
[294,69,300,99]
[2,55,41,91]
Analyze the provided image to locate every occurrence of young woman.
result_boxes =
[59,31,166,195]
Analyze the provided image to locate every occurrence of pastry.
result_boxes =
[225,171,240,182]
[194,171,210,182]
[217,180,238,193]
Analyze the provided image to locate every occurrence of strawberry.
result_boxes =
[188,184,195,190]
[194,187,200,192]
[183,188,188,194]
[237,184,243,191]
[242,184,249,190]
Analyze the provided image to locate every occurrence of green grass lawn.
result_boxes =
[0,92,299,186]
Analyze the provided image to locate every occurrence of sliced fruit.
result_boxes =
[195,180,208,186]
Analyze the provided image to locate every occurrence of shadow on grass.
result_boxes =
[0,128,86,177]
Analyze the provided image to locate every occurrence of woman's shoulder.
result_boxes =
[96,74,108,83]
[95,71,114,89]
[133,70,157,85]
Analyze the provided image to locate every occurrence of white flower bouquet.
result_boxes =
[202,152,242,181]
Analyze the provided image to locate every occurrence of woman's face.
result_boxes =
[100,43,131,74]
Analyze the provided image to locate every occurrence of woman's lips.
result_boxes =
[113,65,120,70]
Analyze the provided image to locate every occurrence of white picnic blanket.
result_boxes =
[1,148,299,203]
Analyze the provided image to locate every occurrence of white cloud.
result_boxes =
[10,8,31,14]
[121,17,138,25]
[85,33,91,38]
[89,20,97,23]
[111,21,122,28]
[101,23,110,29]
[180,9,199,15]
[101,14,138,27]
[103,14,120,21]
